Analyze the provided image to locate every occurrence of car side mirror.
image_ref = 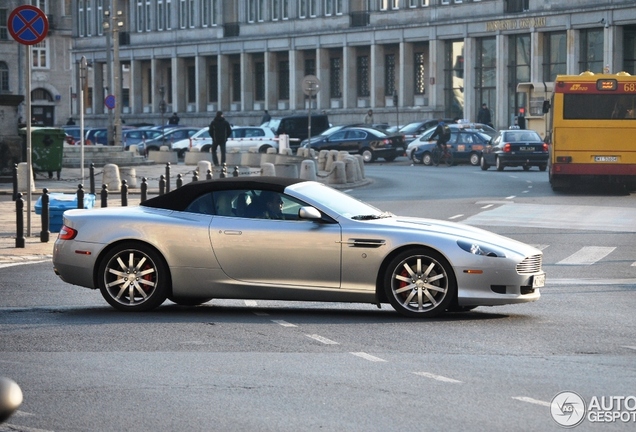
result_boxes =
[299,206,322,220]
[542,100,551,114]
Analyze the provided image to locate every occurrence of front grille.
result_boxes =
[516,254,542,274]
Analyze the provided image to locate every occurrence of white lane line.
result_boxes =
[306,334,339,345]
[522,190,529,193]
[244,300,258,307]
[512,396,550,407]
[350,352,387,362]
[549,278,636,286]
[448,214,464,220]
[0,259,50,269]
[557,246,616,265]
[481,204,494,209]
[623,346,636,351]
[632,262,636,267]
[272,320,297,327]
[413,372,462,383]
[506,195,516,200]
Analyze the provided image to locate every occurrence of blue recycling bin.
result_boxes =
[35,193,96,232]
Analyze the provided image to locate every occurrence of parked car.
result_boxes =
[409,123,496,166]
[122,128,164,154]
[62,126,82,145]
[179,126,278,158]
[144,127,201,152]
[52,176,544,318]
[400,119,455,144]
[263,114,330,149]
[480,129,549,171]
[301,126,405,162]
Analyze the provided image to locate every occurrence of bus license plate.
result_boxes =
[532,273,545,288]
[594,156,618,162]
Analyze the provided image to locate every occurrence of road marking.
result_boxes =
[448,214,463,220]
[413,372,462,383]
[522,190,529,193]
[244,300,258,307]
[506,195,516,200]
[481,204,493,209]
[512,396,550,407]
[622,346,636,351]
[530,244,549,250]
[557,246,616,265]
[0,259,50,269]
[547,278,636,286]
[306,334,339,345]
[272,320,297,327]
[350,352,387,362]
[632,262,636,267]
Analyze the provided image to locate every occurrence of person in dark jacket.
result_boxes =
[168,112,180,125]
[477,103,492,127]
[209,111,233,166]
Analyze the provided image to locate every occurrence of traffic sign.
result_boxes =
[8,5,49,46]
[302,75,321,96]
[104,95,116,110]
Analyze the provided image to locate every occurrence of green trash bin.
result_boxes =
[19,127,66,179]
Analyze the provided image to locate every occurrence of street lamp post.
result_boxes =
[103,0,124,147]
[159,86,166,127]
[79,56,87,180]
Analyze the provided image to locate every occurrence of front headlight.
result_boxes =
[457,240,506,258]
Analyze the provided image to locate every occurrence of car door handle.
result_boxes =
[222,230,242,235]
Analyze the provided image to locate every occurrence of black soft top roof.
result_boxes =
[141,176,305,211]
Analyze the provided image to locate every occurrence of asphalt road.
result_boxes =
[1,161,635,431]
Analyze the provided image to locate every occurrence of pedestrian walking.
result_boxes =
[364,109,374,124]
[209,111,232,166]
[477,103,492,127]
[261,110,271,124]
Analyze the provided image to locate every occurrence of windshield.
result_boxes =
[399,122,423,134]
[288,182,386,220]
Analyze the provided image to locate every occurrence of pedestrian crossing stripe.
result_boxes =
[556,246,616,266]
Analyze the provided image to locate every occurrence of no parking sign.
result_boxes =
[8,5,49,46]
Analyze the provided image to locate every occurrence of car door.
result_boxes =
[209,190,342,288]
[325,130,348,151]
[345,129,367,154]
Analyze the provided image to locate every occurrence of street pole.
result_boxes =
[80,57,87,181]
[112,0,122,147]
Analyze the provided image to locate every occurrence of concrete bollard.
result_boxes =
[262,147,277,165]
[16,162,35,193]
[318,150,329,171]
[241,147,261,167]
[120,167,137,188]
[354,154,366,179]
[128,144,139,155]
[327,161,347,185]
[261,162,276,176]
[226,149,242,166]
[300,160,317,181]
[337,151,350,162]
[275,164,299,178]
[198,160,213,179]
[344,156,360,183]
[102,164,122,192]
[325,150,339,173]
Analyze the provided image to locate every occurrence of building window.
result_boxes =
[508,34,531,121]
[299,0,307,18]
[279,61,290,100]
[309,0,317,17]
[255,62,265,101]
[623,26,636,75]
[157,0,164,30]
[330,57,341,98]
[476,37,497,125]
[145,0,152,31]
[0,62,9,92]
[248,0,256,22]
[85,0,93,36]
[32,40,48,69]
[385,54,395,96]
[282,0,289,19]
[232,63,241,102]
[445,40,464,119]
[188,0,195,27]
[325,0,333,16]
[542,31,566,82]
[187,66,196,103]
[415,52,425,95]
[0,9,7,40]
[357,56,370,97]
[179,0,187,29]
[335,0,343,14]
[305,58,316,76]
[579,28,604,73]
[202,0,217,26]
[208,64,218,101]
[166,0,172,30]
[137,0,144,32]
[505,0,529,13]
[409,0,428,6]
[272,0,280,20]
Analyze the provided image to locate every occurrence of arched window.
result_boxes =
[0,62,8,92]
[31,88,53,102]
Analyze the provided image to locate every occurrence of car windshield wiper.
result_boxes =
[351,212,393,220]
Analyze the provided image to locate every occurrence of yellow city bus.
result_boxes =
[547,72,636,191]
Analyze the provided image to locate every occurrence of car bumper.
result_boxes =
[499,154,549,165]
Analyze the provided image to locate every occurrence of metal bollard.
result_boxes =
[176,174,183,189]
[192,172,198,183]
[206,169,212,180]
[89,163,96,195]
[15,193,25,248]
[141,177,148,202]
[101,184,108,208]
[165,163,171,193]
[77,184,85,209]
[159,175,166,195]
[12,163,18,201]
[233,166,239,177]
[121,180,128,207]
[40,188,49,243]
[220,163,227,178]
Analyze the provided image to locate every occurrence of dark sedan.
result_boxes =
[480,129,549,171]
[302,127,405,162]
[410,123,495,166]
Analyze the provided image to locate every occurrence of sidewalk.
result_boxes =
[0,162,370,260]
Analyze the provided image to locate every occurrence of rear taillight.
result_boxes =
[542,143,549,152]
[58,226,78,240]
[503,143,511,153]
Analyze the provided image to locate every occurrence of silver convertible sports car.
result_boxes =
[52,177,545,318]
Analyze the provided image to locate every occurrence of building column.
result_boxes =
[399,41,414,108]
[151,57,160,114]
[605,24,622,73]
[530,31,543,82]
[316,47,330,111]
[218,54,230,112]
[566,29,579,75]
[130,59,142,114]
[241,52,254,111]
[93,62,105,115]
[428,38,444,113]
[343,46,356,109]
[290,49,303,111]
[171,56,186,113]
[463,37,475,123]
[370,43,384,108]
[265,51,277,111]
[195,54,206,112]
[495,33,508,129]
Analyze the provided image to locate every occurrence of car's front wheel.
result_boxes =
[361,148,375,163]
[384,248,456,318]
[480,155,490,170]
[496,156,505,171]
[421,152,433,166]
[469,152,480,166]
[98,242,170,312]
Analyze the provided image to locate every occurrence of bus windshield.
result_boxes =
[563,94,636,120]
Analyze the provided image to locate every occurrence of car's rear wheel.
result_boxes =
[168,296,213,306]
[201,145,212,153]
[469,152,480,166]
[383,155,397,162]
[177,149,187,159]
[98,242,169,312]
[258,145,272,153]
[422,152,433,166]
[539,164,547,172]
[480,155,490,170]
[496,156,505,171]
[384,248,456,318]
[523,165,530,171]
[361,148,375,163]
